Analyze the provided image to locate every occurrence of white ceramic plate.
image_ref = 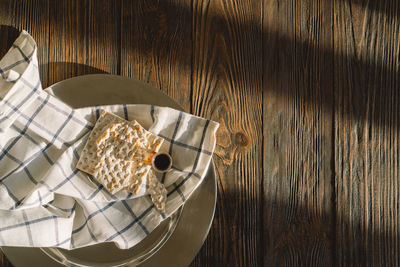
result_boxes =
[1,74,217,267]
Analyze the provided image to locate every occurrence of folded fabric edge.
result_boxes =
[0,30,41,132]
[0,30,37,92]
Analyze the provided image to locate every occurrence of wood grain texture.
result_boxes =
[47,0,86,86]
[120,0,192,111]
[190,1,263,266]
[263,0,334,266]
[1,0,400,266]
[85,0,121,75]
[48,0,120,87]
[334,1,400,266]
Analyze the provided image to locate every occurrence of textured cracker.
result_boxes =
[147,171,167,212]
[76,109,164,195]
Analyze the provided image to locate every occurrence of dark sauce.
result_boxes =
[154,154,171,171]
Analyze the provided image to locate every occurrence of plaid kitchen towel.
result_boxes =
[0,31,218,249]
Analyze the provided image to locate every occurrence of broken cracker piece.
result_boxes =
[147,171,167,213]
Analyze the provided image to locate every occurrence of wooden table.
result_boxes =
[1,0,399,266]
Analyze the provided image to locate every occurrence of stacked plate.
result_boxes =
[1,75,216,267]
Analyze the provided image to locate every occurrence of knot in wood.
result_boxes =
[216,119,231,148]
[234,132,249,147]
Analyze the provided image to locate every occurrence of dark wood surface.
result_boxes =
[1,0,399,266]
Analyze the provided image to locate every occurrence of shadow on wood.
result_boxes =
[262,197,400,266]
[1,1,400,266]
[0,25,109,88]
[4,1,395,130]
[0,25,19,59]
[2,2,399,129]
[43,62,109,88]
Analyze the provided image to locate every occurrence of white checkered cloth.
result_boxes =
[0,31,219,249]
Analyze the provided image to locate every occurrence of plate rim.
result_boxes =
[1,74,217,267]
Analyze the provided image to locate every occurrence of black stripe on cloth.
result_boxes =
[12,44,31,63]
[95,106,100,119]
[161,112,183,183]
[94,202,129,248]
[105,204,153,242]
[150,105,155,122]
[54,217,59,245]
[123,104,128,120]
[167,120,210,197]
[21,210,34,246]
[0,92,48,161]
[0,80,41,125]
[0,215,56,232]
[0,97,75,147]
[158,134,212,155]
[122,200,149,235]
[72,202,116,235]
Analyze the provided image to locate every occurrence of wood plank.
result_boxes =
[48,0,120,87]
[85,0,120,75]
[263,0,334,266]
[190,1,263,266]
[120,0,192,111]
[47,0,86,86]
[334,0,400,265]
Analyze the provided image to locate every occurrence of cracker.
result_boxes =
[147,171,167,213]
[76,109,164,195]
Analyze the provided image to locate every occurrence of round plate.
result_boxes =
[1,74,217,267]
